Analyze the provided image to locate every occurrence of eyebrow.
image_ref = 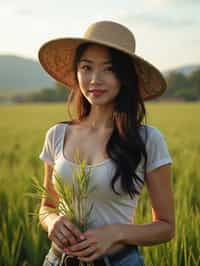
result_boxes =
[79,59,112,65]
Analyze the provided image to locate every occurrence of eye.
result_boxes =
[81,65,91,71]
[104,66,114,72]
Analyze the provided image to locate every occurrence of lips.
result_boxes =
[89,90,106,96]
[88,89,106,92]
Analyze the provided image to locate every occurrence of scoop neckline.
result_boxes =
[61,123,112,168]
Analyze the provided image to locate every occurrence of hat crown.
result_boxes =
[83,21,136,55]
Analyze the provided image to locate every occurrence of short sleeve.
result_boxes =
[39,126,56,167]
[146,127,173,173]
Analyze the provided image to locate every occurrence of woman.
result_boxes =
[38,21,175,266]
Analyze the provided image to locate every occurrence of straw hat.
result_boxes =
[38,20,166,101]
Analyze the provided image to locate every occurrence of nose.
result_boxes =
[90,70,103,84]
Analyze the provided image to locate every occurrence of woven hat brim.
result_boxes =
[38,37,166,101]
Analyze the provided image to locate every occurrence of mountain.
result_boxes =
[164,64,200,76]
[0,55,54,96]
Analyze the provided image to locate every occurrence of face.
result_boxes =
[77,44,121,106]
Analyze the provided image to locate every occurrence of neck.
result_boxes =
[82,105,114,130]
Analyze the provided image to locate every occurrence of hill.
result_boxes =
[0,55,54,96]
[164,64,200,76]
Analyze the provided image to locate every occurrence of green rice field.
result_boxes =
[0,102,199,266]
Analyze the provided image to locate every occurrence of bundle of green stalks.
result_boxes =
[28,149,97,266]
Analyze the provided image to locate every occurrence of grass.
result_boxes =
[0,102,199,266]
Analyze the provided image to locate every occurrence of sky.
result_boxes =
[0,0,199,71]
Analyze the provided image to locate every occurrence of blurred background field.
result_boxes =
[0,102,199,266]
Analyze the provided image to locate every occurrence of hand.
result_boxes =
[65,225,118,262]
[48,215,84,250]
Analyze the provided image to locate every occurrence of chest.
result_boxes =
[63,125,112,165]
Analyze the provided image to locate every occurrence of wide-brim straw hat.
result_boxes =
[38,20,167,101]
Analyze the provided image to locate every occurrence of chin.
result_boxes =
[90,98,113,105]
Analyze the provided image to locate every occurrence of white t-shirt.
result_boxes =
[39,123,173,228]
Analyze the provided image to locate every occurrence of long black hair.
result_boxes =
[59,42,148,199]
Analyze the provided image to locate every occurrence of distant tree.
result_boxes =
[23,82,70,102]
[173,87,198,101]
[165,72,190,97]
[27,88,55,102]
[54,82,69,101]
[188,70,200,98]
[164,71,200,101]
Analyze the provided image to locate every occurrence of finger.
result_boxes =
[56,231,63,240]
[55,231,67,247]
[78,252,98,263]
[53,235,65,250]
[59,224,79,246]
[64,220,84,240]
[67,232,79,246]
[60,235,69,247]
[69,240,90,252]
[59,225,72,245]
[70,245,97,258]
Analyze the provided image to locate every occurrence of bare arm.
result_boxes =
[39,162,60,232]
[114,163,175,246]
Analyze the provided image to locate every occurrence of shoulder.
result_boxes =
[45,123,62,135]
[138,124,173,173]
[44,122,69,139]
[138,124,165,144]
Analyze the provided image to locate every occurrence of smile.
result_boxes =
[89,90,106,96]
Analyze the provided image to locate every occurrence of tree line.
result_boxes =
[11,82,69,103]
[4,68,200,103]
[163,69,200,101]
